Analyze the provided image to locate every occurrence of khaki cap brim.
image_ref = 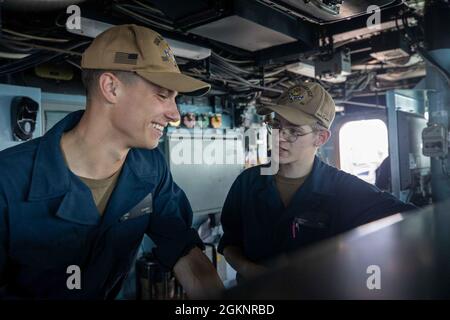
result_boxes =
[258,104,318,127]
[136,70,210,96]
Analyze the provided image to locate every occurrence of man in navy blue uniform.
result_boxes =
[218,82,416,282]
[0,24,223,299]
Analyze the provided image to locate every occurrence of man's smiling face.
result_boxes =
[111,75,180,150]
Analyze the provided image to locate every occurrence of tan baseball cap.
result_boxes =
[257,82,336,129]
[81,24,210,96]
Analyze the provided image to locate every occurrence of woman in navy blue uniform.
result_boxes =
[218,82,416,282]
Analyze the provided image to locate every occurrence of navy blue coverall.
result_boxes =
[218,158,416,270]
[0,111,203,299]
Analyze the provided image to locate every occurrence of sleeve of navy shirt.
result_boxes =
[217,175,243,255]
[146,156,205,270]
[336,173,417,232]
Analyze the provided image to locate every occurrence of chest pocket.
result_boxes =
[274,204,332,254]
[119,193,153,222]
[290,209,331,248]
[110,192,153,257]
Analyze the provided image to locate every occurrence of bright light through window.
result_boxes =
[339,119,388,185]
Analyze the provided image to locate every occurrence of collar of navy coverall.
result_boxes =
[27,111,159,224]
[257,156,337,213]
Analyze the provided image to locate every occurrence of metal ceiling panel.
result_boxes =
[189,15,297,52]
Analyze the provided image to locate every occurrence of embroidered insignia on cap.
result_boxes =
[288,86,305,102]
[154,35,163,46]
[114,52,138,65]
[161,46,177,67]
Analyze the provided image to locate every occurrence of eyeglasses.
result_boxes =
[266,120,315,143]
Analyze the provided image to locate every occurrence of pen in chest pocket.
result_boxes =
[291,219,300,239]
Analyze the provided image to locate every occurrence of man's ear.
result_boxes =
[315,130,331,147]
[98,72,121,104]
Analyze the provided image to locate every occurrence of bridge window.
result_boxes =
[339,119,388,185]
